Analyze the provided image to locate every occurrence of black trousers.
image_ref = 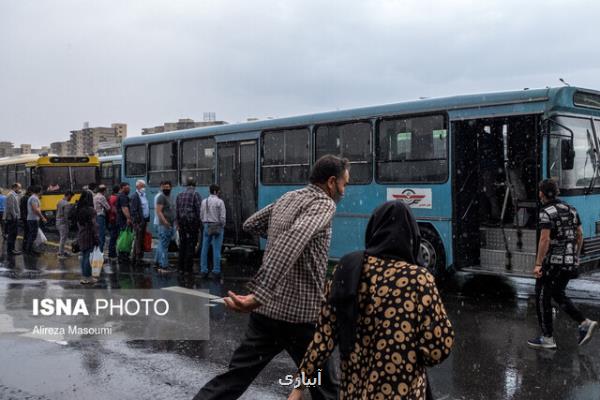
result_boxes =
[5,219,18,253]
[194,312,339,400]
[24,220,39,253]
[535,269,585,337]
[178,228,198,273]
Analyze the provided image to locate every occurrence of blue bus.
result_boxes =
[121,87,600,276]
[99,155,122,188]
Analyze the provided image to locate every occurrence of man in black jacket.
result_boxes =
[130,179,149,266]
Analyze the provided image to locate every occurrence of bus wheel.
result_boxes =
[419,226,446,278]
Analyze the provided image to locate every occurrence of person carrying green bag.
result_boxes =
[117,227,134,253]
[115,182,133,260]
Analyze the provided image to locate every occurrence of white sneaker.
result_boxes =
[527,335,557,349]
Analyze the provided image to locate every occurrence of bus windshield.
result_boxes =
[71,166,97,191]
[38,167,70,193]
[548,115,600,190]
[37,166,98,193]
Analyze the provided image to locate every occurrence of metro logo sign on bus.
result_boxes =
[387,188,432,209]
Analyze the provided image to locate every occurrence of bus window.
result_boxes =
[376,115,447,183]
[149,142,178,185]
[315,121,372,184]
[181,138,215,185]
[114,164,121,183]
[548,116,600,190]
[0,166,7,189]
[15,164,27,187]
[125,145,147,177]
[38,167,70,193]
[71,166,98,191]
[262,128,309,184]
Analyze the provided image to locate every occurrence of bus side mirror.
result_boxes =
[561,140,575,170]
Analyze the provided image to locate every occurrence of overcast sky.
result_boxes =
[1,0,599,147]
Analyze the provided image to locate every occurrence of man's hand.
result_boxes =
[223,291,261,313]
[533,265,543,279]
[287,388,304,400]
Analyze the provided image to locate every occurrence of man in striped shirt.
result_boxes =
[194,155,349,400]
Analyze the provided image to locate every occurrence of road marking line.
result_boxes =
[161,286,220,300]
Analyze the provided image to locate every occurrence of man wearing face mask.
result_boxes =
[194,155,349,400]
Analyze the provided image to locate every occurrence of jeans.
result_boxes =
[24,220,39,253]
[96,215,106,253]
[5,219,18,253]
[108,222,119,258]
[155,224,174,268]
[193,313,339,400]
[178,228,198,273]
[535,269,585,337]
[200,223,224,274]
[57,223,69,255]
[80,248,92,278]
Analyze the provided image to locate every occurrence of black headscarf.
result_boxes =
[364,200,423,264]
[330,200,423,357]
[74,190,95,223]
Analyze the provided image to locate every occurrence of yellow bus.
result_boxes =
[0,154,100,222]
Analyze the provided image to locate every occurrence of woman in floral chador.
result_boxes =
[289,200,454,400]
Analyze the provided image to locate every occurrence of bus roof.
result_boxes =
[0,154,40,167]
[99,155,122,163]
[0,154,100,167]
[123,86,600,147]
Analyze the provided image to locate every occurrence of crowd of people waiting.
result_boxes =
[0,177,227,285]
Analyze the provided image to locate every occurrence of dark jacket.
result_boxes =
[130,191,145,225]
[77,206,99,251]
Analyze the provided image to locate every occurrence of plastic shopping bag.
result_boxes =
[34,228,47,248]
[90,246,104,277]
[117,227,134,253]
[143,231,152,252]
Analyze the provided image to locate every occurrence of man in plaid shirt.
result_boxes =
[176,177,202,275]
[195,155,349,400]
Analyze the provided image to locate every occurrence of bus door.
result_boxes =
[217,140,258,247]
[453,115,540,274]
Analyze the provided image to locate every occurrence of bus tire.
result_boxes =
[419,225,446,279]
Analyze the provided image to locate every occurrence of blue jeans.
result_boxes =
[96,215,106,252]
[200,223,224,274]
[155,224,174,268]
[81,248,92,278]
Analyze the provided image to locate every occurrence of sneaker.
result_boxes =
[200,272,209,279]
[80,278,93,285]
[208,272,221,280]
[578,319,598,346]
[57,253,67,259]
[527,336,557,349]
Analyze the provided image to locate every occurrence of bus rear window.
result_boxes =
[125,145,146,177]
[315,121,372,184]
[376,114,447,183]
[148,142,177,185]
[181,138,215,185]
[262,128,309,184]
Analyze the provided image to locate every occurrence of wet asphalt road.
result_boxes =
[1,235,600,400]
